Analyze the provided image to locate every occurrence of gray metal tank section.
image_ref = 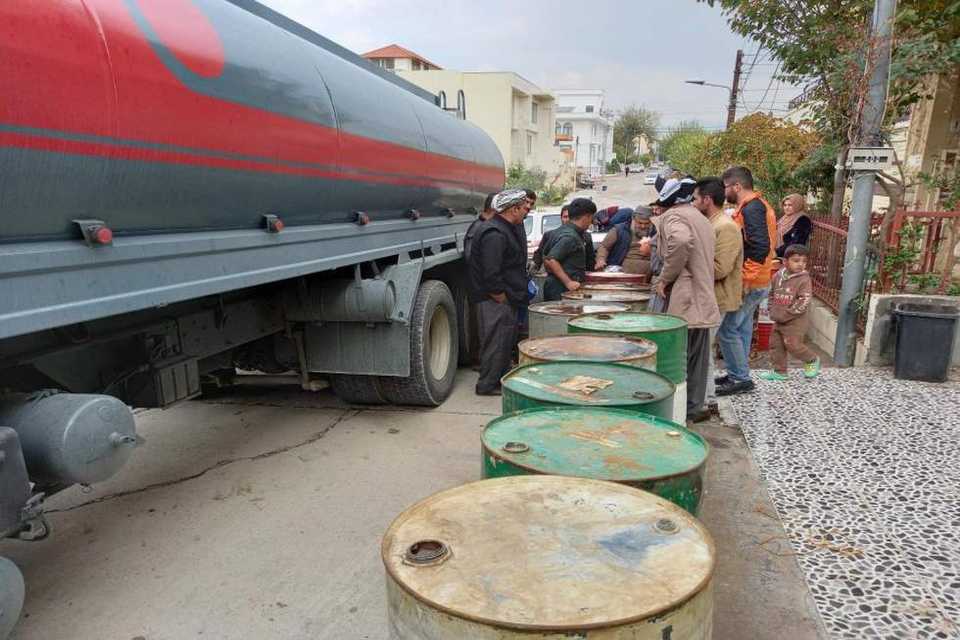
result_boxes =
[0,557,24,640]
[0,393,138,486]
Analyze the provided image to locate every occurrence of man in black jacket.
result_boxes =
[469,189,530,396]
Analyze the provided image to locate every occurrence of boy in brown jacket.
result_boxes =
[760,244,821,380]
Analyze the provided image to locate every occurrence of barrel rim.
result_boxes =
[500,360,675,405]
[569,310,688,333]
[482,406,709,482]
[562,290,652,302]
[381,475,717,632]
[528,300,630,316]
[517,334,658,360]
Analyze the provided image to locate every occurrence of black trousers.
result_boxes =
[687,328,711,413]
[476,300,518,392]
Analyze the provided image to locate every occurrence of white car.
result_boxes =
[643,171,659,185]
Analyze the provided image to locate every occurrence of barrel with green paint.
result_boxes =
[568,312,689,423]
[500,361,675,420]
[482,406,708,514]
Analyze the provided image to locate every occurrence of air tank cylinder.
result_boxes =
[0,393,138,486]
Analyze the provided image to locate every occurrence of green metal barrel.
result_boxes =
[482,406,709,514]
[518,334,657,370]
[501,361,675,420]
[568,312,688,385]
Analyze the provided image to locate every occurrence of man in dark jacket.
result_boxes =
[542,198,597,301]
[463,192,497,263]
[469,189,530,395]
[595,207,654,275]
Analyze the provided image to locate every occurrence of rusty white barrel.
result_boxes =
[528,300,628,338]
[581,282,651,292]
[562,289,652,312]
[518,334,657,370]
[382,476,715,639]
[584,271,650,286]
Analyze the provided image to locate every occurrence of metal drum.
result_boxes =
[581,282,651,292]
[382,476,715,639]
[482,406,708,514]
[518,334,657,370]
[568,312,688,423]
[528,301,628,338]
[561,289,651,311]
[501,361,675,420]
[584,271,650,286]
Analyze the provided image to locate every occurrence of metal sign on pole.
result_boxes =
[833,0,898,366]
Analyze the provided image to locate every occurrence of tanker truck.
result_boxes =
[0,0,504,629]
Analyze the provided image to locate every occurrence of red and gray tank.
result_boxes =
[0,0,505,241]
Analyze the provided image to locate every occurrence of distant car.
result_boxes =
[644,171,659,185]
[576,173,595,189]
[524,208,564,256]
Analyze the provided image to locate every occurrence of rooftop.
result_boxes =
[361,44,441,70]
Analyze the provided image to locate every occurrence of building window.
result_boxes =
[412,60,421,70]
[531,102,538,124]
[563,122,573,136]
[527,134,534,156]
[585,105,594,113]
[376,58,395,70]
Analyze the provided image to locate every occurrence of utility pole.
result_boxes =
[727,49,743,129]
[834,0,897,365]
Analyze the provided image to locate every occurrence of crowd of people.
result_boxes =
[464,165,818,421]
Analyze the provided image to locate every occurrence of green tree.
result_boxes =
[700,0,960,220]
[504,163,569,205]
[658,121,711,175]
[613,105,660,164]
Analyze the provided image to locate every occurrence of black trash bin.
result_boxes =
[893,302,959,382]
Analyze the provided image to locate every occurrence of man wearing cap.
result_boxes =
[541,198,598,301]
[469,189,531,396]
[595,207,655,276]
[651,176,721,422]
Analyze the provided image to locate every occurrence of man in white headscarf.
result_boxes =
[467,189,530,395]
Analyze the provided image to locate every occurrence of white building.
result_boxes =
[553,89,615,177]
[361,44,442,72]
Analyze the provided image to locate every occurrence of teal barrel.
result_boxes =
[568,312,688,385]
[482,406,709,514]
[501,361,674,420]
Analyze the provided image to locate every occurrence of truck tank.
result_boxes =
[0,0,504,241]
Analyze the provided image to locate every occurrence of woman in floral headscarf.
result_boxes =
[775,193,812,258]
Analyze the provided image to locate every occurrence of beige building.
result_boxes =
[902,67,960,210]
[397,69,571,187]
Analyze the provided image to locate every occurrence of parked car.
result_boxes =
[644,170,659,185]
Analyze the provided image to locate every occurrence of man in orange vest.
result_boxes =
[715,166,777,396]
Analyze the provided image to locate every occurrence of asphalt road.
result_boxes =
[0,175,825,640]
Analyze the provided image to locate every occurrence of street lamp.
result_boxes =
[685,79,736,129]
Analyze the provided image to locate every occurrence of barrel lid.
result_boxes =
[570,311,687,333]
[528,301,628,316]
[382,475,714,631]
[484,406,707,482]
[501,361,674,406]
[518,335,657,362]
[581,283,651,291]
[563,290,651,303]
[584,271,649,285]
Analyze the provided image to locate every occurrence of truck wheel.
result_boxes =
[378,280,458,406]
[330,375,388,405]
[0,557,24,639]
[452,279,478,366]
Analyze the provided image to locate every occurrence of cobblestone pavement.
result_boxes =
[729,367,960,639]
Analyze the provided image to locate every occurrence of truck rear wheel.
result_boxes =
[330,374,388,405]
[452,278,478,366]
[378,280,458,406]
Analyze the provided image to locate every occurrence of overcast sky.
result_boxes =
[259,0,798,131]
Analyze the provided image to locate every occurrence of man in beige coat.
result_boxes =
[652,177,721,422]
[693,177,744,408]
